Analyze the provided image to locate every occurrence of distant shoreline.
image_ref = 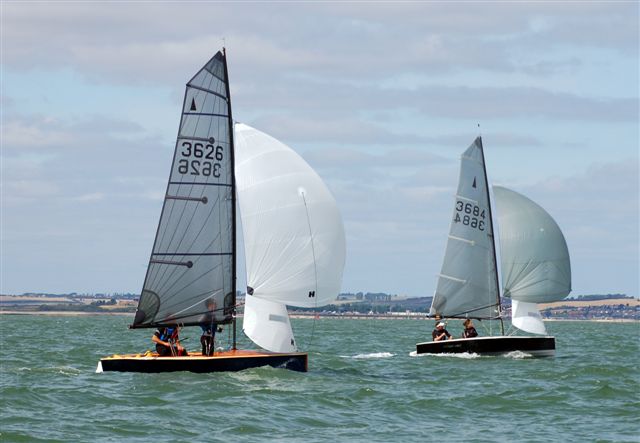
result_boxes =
[1,310,637,323]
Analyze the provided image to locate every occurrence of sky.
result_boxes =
[1,1,638,299]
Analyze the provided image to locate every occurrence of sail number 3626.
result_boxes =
[454,201,485,231]
[178,141,223,177]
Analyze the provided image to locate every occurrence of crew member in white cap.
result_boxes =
[432,321,453,341]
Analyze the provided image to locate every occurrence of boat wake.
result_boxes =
[409,351,480,359]
[503,350,533,359]
[347,352,395,359]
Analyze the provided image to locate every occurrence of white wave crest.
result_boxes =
[503,351,533,359]
[409,351,480,359]
[348,352,395,359]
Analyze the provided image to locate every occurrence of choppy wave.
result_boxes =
[1,315,638,442]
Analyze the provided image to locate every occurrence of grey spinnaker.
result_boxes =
[133,52,235,328]
[493,186,571,304]
[429,137,500,319]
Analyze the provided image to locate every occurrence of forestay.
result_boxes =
[430,137,500,319]
[493,186,571,304]
[133,51,235,328]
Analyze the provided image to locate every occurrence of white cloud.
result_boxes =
[0,2,637,297]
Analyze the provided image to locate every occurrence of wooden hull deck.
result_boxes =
[415,336,555,357]
[97,349,308,373]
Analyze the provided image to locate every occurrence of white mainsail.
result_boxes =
[235,123,346,352]
[494,185,571,335]
[430,137,500,319]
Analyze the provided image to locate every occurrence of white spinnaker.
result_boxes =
[430,138,500,319]
[493,186,571,304]
[235,123,346,308]
[243,294,297,353]
[511,300,547,335]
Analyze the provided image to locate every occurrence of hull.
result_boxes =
[416,336,555,357]
[97,349,308,373]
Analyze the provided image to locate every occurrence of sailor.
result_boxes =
[152,325,187,356]
[200,298,222,356]
[462,319,478,338]
[432,322,453,341]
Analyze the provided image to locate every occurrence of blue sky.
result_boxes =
[1,1,638,298]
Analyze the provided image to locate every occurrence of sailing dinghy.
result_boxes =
[416,137,571,357]
[98,49,345,373]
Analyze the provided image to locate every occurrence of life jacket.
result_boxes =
[159,327,178,342]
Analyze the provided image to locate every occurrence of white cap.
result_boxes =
[437,322,446,327]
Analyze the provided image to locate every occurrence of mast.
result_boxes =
[477,136,504,335]
[222,47,238,350]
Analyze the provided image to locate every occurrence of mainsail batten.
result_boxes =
[133,51,235,328]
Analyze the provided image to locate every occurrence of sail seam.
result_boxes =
[455,195,479,204]
[183,112,228,118]
[168,181,232,187]
[187,84,228,101]
[152,252,232,256]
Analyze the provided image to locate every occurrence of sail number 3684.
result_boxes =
[178,141,223,177]
[454,201,486,231]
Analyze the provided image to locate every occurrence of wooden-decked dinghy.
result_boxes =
[97,49,345,374]
[97,350,308,373]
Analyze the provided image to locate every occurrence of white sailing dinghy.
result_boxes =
[98,49,345,373]
[416,137,571,357]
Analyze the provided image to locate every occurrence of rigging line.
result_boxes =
[300,191,319,351]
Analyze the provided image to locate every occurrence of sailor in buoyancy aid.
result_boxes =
[152,326,187,356]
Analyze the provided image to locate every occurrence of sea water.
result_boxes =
[0,316,638,442]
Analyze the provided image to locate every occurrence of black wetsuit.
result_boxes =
[200,323,218,356]
[463,327,478,338]
[432,328,452,341]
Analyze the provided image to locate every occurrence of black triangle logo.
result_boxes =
[190,98,197,111]
[472,177,477,188]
